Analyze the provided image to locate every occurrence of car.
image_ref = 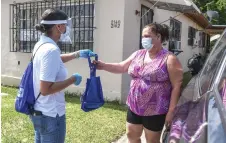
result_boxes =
[162,29,226,143]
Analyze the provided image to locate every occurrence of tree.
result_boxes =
[193,0,226,25]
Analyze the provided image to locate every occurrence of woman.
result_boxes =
[31,9,95,143]
[94,23,183,143]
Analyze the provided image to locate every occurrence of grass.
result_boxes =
[1,86,127,143]
[1,72,193,143]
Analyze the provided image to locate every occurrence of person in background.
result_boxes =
[94,23,183,143]
[31,9,95,143]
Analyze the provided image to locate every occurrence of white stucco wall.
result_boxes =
[1,0,207,103]
[93,0,126,101]
[2,0,34,87]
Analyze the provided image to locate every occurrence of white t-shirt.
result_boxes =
[32,35,68,117]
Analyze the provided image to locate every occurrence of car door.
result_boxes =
[164,30,226,143]
[208,51,226,143]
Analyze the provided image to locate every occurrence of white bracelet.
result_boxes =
[73,51,80,59]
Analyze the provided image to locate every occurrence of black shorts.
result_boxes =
[126,108,166,132]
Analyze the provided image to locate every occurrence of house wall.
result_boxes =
[1,0,207,103]
[1,0,33,86]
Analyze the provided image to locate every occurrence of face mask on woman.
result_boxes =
[57,25,72,44]
[142,37,154,51]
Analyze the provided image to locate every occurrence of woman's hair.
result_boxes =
[144,23,169,43]
[35,9,68,33]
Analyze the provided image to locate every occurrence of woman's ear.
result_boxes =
[157,34,161,40]
[55,24,60,31]
[55,24,65,34]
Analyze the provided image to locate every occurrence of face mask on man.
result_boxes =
[142,37,154,51]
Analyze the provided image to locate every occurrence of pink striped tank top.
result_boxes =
[127,48,172,116]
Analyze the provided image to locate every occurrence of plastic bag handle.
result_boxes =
[88,54,98,77]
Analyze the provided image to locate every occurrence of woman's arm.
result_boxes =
[39,49,81,96]
[60,51,79,63]
[40,76,77,96]
[168,54,183,112]
[60,49,95,63]
[94,51,137,74]
[165,54,183,125]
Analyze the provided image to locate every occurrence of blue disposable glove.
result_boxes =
[79,49,95,58]
[72,73,82,86]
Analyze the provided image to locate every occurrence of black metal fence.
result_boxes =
[10,0,95,53]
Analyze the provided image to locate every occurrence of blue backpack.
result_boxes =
[15,43,45,115]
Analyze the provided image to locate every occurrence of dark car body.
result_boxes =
[162,29,226,143]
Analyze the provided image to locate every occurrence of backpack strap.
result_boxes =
[30,42,49,62]
[35,92,41,103]
[31,42,50,102]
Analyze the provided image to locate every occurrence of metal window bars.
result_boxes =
[10,0,95,53]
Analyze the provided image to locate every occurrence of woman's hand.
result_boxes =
[79,49,95,58]
[93,60,106,70]
[72,73,82,85]
[91,51,137,74]
[165,111,174,128]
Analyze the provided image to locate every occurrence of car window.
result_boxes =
[208,95,226,143]
[208,58,226,143]
[218,65,226,109]
[199,30,226,95]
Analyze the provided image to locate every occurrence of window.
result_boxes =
[199,32,206,48]
[206,35,211,52]
[199,30,226,95]
[218,66,226,109]
[140,5,154,49]
[169,18,181,52]
[10,0,95,53]
[210,52,226,137]
[188,26,196,46]
[207,93,226,143]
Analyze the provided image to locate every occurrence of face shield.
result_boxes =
[40,18,72,44]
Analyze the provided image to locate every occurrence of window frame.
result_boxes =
[140,5,154,49]
[199,31,206,48]
[188,26,196,46]
[169,17,182,41]
[168,18,182,52]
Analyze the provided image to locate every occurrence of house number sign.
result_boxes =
[111,20,121,28]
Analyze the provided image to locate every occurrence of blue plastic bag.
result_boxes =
[81,54,104,112]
